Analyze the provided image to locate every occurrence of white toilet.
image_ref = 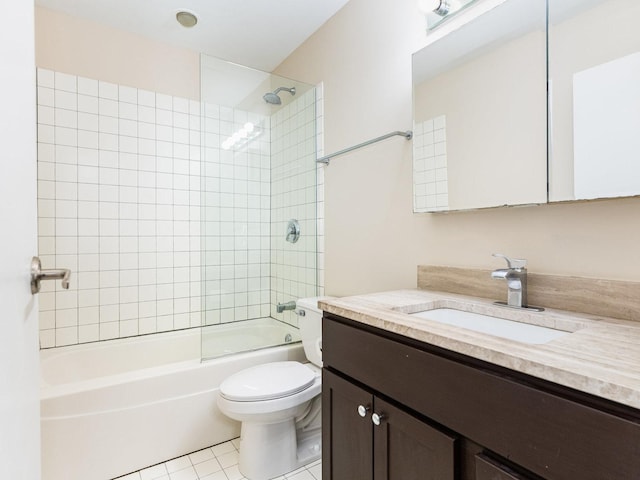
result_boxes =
[217,297,329,480]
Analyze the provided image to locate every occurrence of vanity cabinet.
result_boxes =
[322,368,456,480]
[322,313,640,480]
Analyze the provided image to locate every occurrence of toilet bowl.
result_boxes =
[217,297,330,480]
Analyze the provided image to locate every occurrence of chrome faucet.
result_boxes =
[276,300,296,313]
[490,253,530,309]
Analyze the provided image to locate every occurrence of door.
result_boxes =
[0,1,41,479]
[323,369,373,480]
[373,397,456,480]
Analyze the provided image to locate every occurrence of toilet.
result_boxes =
[217,297,329,480]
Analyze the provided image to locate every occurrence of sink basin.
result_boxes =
[409,308,570,345]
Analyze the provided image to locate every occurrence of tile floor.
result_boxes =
[113,439,322,480]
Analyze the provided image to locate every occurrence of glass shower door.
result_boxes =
[199,54,318,360]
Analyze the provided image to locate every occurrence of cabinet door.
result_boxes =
[323,369,374,480]
[475,454,536,480]
[373,397,456,480]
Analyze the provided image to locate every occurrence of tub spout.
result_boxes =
[277,301,296,313]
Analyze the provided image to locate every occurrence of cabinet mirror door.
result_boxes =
[549,0,640,202]
[412,0,547,212]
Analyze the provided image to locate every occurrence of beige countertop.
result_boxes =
[319,289,640,410]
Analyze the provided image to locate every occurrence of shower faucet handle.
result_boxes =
[30,256,71,294]
[286,219,300,243]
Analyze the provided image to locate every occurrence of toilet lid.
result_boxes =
[220,361,316,402]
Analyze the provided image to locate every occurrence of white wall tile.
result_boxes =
[55,163,77,183]
[78,148,99,167]
[119,86,137,104]
[56,108,77,129]
[38,71,322,349]
[38,124,55,144]
[78,77,98,96]
[99,98,118,118]
[78,303,100,322]
[156,94,173,111]
[56,327,78,347]
[99,81,118,100]
[37,68,55,88]
[78,324,99,343]
[138,90,155,107]
[55,90,77,110]
[78,94,99,114]
[38,143,55,163]
[38,105,55,126]
[100,321,119,340]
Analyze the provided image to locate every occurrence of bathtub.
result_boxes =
[40,318,305,480]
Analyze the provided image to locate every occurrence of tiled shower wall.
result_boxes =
[270,89,320,326]
[37,68,323,348]
[37,69,203,348]
[200,87,320,329]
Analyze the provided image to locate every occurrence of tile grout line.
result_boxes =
[121,439,321,480]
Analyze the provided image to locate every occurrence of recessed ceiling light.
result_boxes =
[176,11,198,28]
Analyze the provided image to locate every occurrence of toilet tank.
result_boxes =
[295,297,333,368]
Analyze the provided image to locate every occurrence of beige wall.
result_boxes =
[275,0,640,296]
[35,7,199,99]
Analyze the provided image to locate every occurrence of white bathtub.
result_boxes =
[41,318,305,480]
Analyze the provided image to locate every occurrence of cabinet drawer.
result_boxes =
[323,315,640,480]
[475,454,534,480]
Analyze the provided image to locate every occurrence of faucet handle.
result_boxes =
[492,253,527,270]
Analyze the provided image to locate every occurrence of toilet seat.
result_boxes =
[220,361,316,402]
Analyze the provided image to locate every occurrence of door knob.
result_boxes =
[30,256,71,294]
[372,412,385,426]
[357,404,371,418]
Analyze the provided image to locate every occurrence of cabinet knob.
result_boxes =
[357,404,371,418]
[372,412,385,426]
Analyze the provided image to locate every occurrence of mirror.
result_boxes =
[548,0,640,202]
[412,0,547,212]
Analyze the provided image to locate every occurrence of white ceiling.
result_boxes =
[35,0,350,72]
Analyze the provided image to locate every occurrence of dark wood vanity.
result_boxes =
[322,312,640,480]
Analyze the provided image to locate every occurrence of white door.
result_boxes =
[0,1,41,479]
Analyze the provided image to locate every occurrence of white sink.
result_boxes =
[409,308,569,345]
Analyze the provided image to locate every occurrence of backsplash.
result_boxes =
[418,265,640,322]
[37,68,323,348]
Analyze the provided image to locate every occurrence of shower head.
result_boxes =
[263,92,282,105]
[263,86,296,105]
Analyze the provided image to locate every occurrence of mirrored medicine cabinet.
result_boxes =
[412,0,640,213]
[548,0,640,202]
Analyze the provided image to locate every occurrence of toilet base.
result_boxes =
[238,419,321,480]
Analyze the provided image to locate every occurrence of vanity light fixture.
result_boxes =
[176,10,198,28]
[418,0,454,16]
[418,0,478,30]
